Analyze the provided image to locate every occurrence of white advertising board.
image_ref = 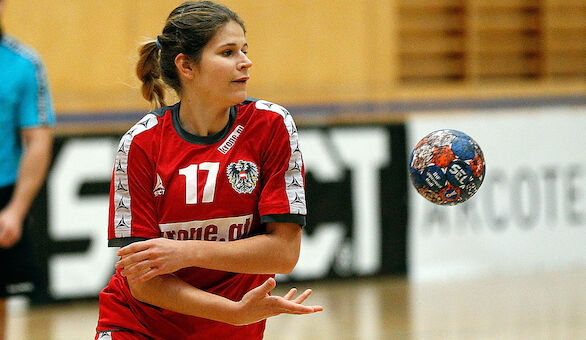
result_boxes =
[408,106,586,282]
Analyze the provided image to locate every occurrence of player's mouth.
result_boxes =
[232,76,249,84]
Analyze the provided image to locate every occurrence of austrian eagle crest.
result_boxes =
[227,160,259,194]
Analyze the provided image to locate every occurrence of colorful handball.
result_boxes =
[409,129,485,205]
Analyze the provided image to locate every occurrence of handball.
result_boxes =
[409,129,485,205]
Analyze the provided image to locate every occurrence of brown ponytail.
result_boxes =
[136,40,166,109]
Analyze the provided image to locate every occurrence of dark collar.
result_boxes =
[171,102,237,145]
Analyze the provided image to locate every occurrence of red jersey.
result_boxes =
[96,98,306,340]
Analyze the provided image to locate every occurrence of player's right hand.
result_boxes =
[0,208,24,248]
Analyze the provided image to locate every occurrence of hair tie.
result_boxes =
[155,37,162,50]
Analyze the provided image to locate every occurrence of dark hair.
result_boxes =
[136,1,245,108]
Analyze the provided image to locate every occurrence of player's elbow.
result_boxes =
[278,248,300,274]
[127,280,151,303]
[268,223,302,274]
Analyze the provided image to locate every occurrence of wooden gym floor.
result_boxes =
[6,268,585,339]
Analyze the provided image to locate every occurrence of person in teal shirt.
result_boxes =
[0,1,55,338]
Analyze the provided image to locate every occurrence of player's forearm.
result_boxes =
[6,128,53,217]
[185,223,301,274]
[129,274,239,324]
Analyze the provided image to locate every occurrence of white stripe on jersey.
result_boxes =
[113,114,159,238]
[96,331,112,339]
[255,100,307,215]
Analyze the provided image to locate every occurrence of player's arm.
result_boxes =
[117,221,301,281]
[127,274,321,326]
[0,127,53,248]
[7,127,53,217]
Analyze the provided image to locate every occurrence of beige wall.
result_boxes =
[4,1,584,115]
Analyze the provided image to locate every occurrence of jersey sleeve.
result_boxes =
[108,134,159,247]
[17,57,55,129]
[258,110,307,226]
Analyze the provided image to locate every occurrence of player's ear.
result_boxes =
[175,53,195,80]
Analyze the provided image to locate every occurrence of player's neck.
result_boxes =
[178,97,230,137]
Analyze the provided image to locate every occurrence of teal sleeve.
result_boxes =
[17,57,55,128]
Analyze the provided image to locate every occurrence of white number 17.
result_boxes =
[179,162,220,204]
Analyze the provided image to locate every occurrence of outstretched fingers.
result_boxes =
[235,278,323,325]
[274,296,323,314]
[279,286,314,304]
[283,288,298,300]
[292,289,313,304]
[276,286,323,314]
[258,279,324,314]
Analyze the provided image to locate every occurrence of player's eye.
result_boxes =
[222,49,233,57]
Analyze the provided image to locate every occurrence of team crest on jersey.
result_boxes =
[153,173,166,197]
[227,160,259,194]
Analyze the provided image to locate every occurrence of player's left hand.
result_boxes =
[230,277,323,325]
[116,238,188,282]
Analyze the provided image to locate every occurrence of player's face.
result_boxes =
[194,20,252,106]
